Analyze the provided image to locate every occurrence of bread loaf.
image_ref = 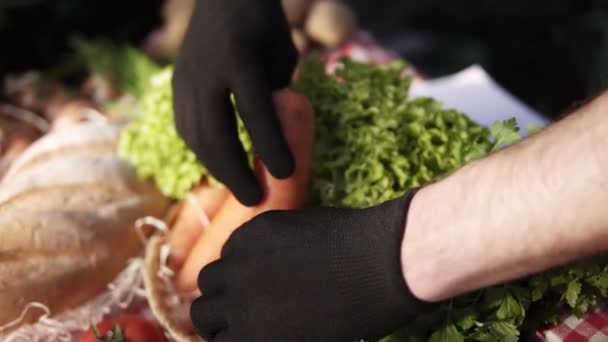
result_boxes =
[0,122,170,330]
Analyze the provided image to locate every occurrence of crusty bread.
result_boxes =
[2,121,122,179]
[0,154,143,204]
[0,122,170,330]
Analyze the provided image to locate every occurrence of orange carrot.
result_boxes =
[176,89,315,292]
[168,183,230,269]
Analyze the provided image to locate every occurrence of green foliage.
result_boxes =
[117,68,205,199]
[429,324,464,342]
[117,68,253,199]
[294,58,498,208]
[91,324,125,342]
[70,35,162,97]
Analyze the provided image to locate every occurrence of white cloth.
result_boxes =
[409,65,550,135]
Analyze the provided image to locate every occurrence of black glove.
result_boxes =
[191,190,434,342]
[172,0,298,206]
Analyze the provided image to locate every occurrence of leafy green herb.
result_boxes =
[469,321,520,342]
[529,278,549,302]
[496,294,525,323]
[588,272,608,297]
[70,35,162,97]
[527,123,545,135]
[91,323,125,342]
[429,324,464,342]
[454,309,477,331]
[489,118,521,151]
[294,57,499,208]
[565,280,582,309]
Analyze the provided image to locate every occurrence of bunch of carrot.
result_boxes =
[167,89,315,292]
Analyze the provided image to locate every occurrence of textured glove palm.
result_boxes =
[172,0,298,206]
[191,190,432,342]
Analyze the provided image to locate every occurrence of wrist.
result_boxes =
[400,180,468,303]
[400,92,608,303]
[400,141,545,303]
[400,146,526,302]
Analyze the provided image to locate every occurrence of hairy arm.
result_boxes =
[402,91,608,302]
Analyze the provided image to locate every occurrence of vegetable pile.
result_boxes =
[116,52,608,341]
[118,56,519,207]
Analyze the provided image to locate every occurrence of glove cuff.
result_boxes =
[376,189,438,329]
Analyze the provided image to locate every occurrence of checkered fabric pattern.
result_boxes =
[323,31,397,67]
[536,310,608,342]
[321,30,422,80]
[329,31,608,342]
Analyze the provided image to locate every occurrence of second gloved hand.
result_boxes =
[172,0,298,206]
[191,190,434,342]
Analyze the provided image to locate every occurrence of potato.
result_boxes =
[304,0,357,48]
[282,0,313,26]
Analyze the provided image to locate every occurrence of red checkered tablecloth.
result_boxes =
[320,30,421,79]
[327,31,608,342]
[536,310,608,342]
[323,31,397,68]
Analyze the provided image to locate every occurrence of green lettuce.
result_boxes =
[294,58,514,208]
[70,36,162,98]
[117,68,253,199]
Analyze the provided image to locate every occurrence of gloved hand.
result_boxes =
[172,0,298,206]
[191,190,434,342]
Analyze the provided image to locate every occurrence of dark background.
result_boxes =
[350,0,608,120]
[2,0,608,120]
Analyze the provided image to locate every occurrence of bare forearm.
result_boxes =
[402,91,608,302]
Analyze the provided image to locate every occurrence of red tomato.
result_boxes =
[79,315,166,342]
